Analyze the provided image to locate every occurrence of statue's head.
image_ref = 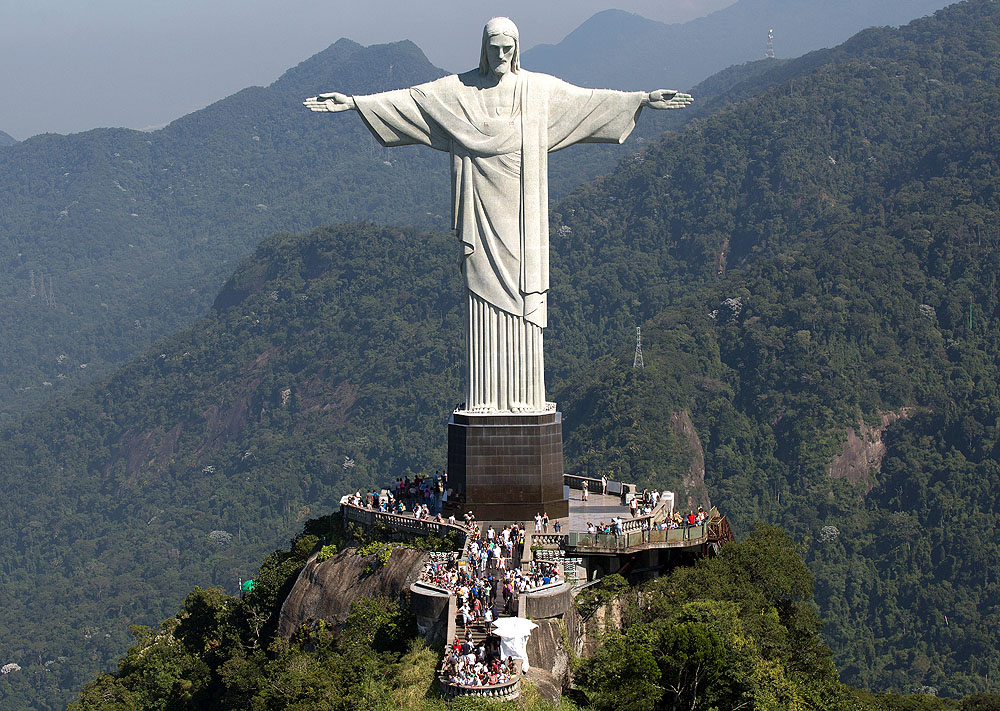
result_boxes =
[479,17,520,77]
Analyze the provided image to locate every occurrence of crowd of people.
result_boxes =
[629,488,666,517]
[662,507,710,529]
[345,472,451,516]
[345,473,485,528]
[418,524,562,622]
[344,477,715,692]
[441,636,519,688]
[584,505,710,536]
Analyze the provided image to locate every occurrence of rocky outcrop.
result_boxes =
[670,410,711,510]
[525,667,564,703]
[828,407,914,491]
[277,545,428,640]
[525,618,571,690]
[573,597,628,659]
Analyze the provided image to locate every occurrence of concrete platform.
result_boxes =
[565,493,632,533]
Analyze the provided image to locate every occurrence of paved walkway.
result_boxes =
[565,492,632,533]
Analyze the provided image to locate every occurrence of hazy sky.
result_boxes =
[0,0,736,140]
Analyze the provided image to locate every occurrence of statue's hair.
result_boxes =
[479,17,520,75]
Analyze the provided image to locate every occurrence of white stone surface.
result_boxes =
[304,17,692,413]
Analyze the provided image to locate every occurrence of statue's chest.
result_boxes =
[479,117,519,137]
[481,85,517,120]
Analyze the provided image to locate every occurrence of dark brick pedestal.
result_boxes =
[445,410,569,523]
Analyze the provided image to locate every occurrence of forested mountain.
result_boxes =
[3,0,1000,707]
[0,39,449,419]
[0,130,16,147]
[0,224,465,710]
[545,0,1000,697]
[522,0,952,91]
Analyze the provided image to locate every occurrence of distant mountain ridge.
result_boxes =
[0,130,16,147]
[522,0,952,90]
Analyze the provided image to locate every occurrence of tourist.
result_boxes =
[582,480,589,501]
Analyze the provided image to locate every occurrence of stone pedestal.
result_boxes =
[446,410,568,522]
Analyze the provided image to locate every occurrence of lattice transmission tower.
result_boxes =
[766,28,775,59]
[633,327,644,369]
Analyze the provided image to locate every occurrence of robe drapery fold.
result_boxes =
[355,70,643,412]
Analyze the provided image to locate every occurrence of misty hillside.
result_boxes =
[0,38,449,419]
[2,0,954,422]
[523,0,951,90]
[0,130,16,147]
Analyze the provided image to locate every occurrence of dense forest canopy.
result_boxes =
[3,0,1000,707]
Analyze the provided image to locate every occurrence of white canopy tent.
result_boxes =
[490,617,538,671]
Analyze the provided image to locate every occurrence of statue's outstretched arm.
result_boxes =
[303,92,357,113]
[642,89,694,110]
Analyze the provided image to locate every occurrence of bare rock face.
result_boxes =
[670,410,710,510]
[573,598,627,659]
[828,407,914,491]
[525,619,571,689]
[277,545,428,640]
[525,666,564,703]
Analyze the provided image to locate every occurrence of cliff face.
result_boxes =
[670,410,711,510]
[277,546,428,640]
[827,408,914,492]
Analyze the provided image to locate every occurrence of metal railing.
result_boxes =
[566,523,709,551]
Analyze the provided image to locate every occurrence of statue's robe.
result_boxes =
[355,70,643,412]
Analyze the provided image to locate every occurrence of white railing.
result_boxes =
[440,674,521,701]
[340,499,470,551]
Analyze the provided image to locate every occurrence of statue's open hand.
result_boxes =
[302,92,356,112]
[646,90,694,110]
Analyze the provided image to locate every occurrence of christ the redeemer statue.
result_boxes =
[305,17,691,414]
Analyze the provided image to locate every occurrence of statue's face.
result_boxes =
[487,35,516,77]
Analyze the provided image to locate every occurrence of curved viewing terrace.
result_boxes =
[338,475,731,703]
[340,475,732,562]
